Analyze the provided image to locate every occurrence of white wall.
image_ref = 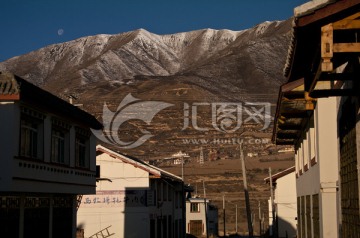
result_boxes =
[275,171,297,238]
[0,102,97,194]
[295,97,339,238]
[316,97,339,238]
[77,152,150,238]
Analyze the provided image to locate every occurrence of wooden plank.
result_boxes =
[0,94,20,100]
[281,112,309,118]
[321,23,333,72]
[276,132,300,139]
[278,124,303,130]
[275,140,294,145]
[333,19,360,30]
[333,42,360,52]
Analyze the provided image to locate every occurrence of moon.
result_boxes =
[57,29,64,36]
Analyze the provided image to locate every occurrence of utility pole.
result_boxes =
[223,194,226,237]
[181,155,184,180]
[262,213,265,238]
[240,143,253,237]
[269,167,276,238]
[203,180,209,238]
[235,204,238,234]
[259,201,262,237]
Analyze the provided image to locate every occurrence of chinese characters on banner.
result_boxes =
[81,190,148,208]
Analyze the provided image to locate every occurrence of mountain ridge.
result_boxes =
[0,19,293,159]
[0,20,289,91]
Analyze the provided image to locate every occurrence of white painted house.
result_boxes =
[265,166,297,238]
[77,145,186,238]
[186,197,218,237]
[0,72,102,238]
[272,1,360,236]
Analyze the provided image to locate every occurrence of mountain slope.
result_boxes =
[0,19,293,159]
[0,20,290,93]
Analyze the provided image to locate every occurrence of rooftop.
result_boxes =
[0,71,102,129]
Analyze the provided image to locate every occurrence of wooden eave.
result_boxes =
[272,79,315,145]
[284,0,360,85]
[308,12,360,97]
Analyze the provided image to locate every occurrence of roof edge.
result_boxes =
[96,145,161,177]
[264,166,295,183]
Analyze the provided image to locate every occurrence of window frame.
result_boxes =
[190,202,200,213]
[19,111,44,160]
[51,118,70,165]
[75,127,91,169]
[51,128,66,164]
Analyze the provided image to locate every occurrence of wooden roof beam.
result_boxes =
[278,124,303,130]
[276,132,300,140]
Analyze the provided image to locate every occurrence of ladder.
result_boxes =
[88,226,115,238]
[76,195,83,210]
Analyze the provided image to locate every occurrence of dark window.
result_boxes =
[51,129,65,164]
[75,136,87,168]
[20,120,38,158]
[20,116,43,159]
[163,183,167,201]
[96,165,100,178]
[190,203,200,213]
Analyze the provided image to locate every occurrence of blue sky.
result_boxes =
[1,0,307,62]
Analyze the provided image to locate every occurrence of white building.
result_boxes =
[0,72,102,238]
[77,145,186,238]
[186,197,218,237]
[265,167,297,238]
[273,1,360,236]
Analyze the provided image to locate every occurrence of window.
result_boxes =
[168,186,173,201]
[304,130,309,171]
[20,120,38,158]
[95,165,100,178]
[179,192,183,208]
[309,116,317,166]
[299,143,304,174]
[175,192,179,209]
[158,181,162,202]
[163,183,168,201]
[51,118,70,165]
[190,203,200,213]
[75,136,87,168]
[51,129,65,164]
[75,127,90,168]
[20,112,44,159]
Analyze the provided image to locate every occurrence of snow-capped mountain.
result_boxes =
[0,20,290,96]
[0,19,293,158]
